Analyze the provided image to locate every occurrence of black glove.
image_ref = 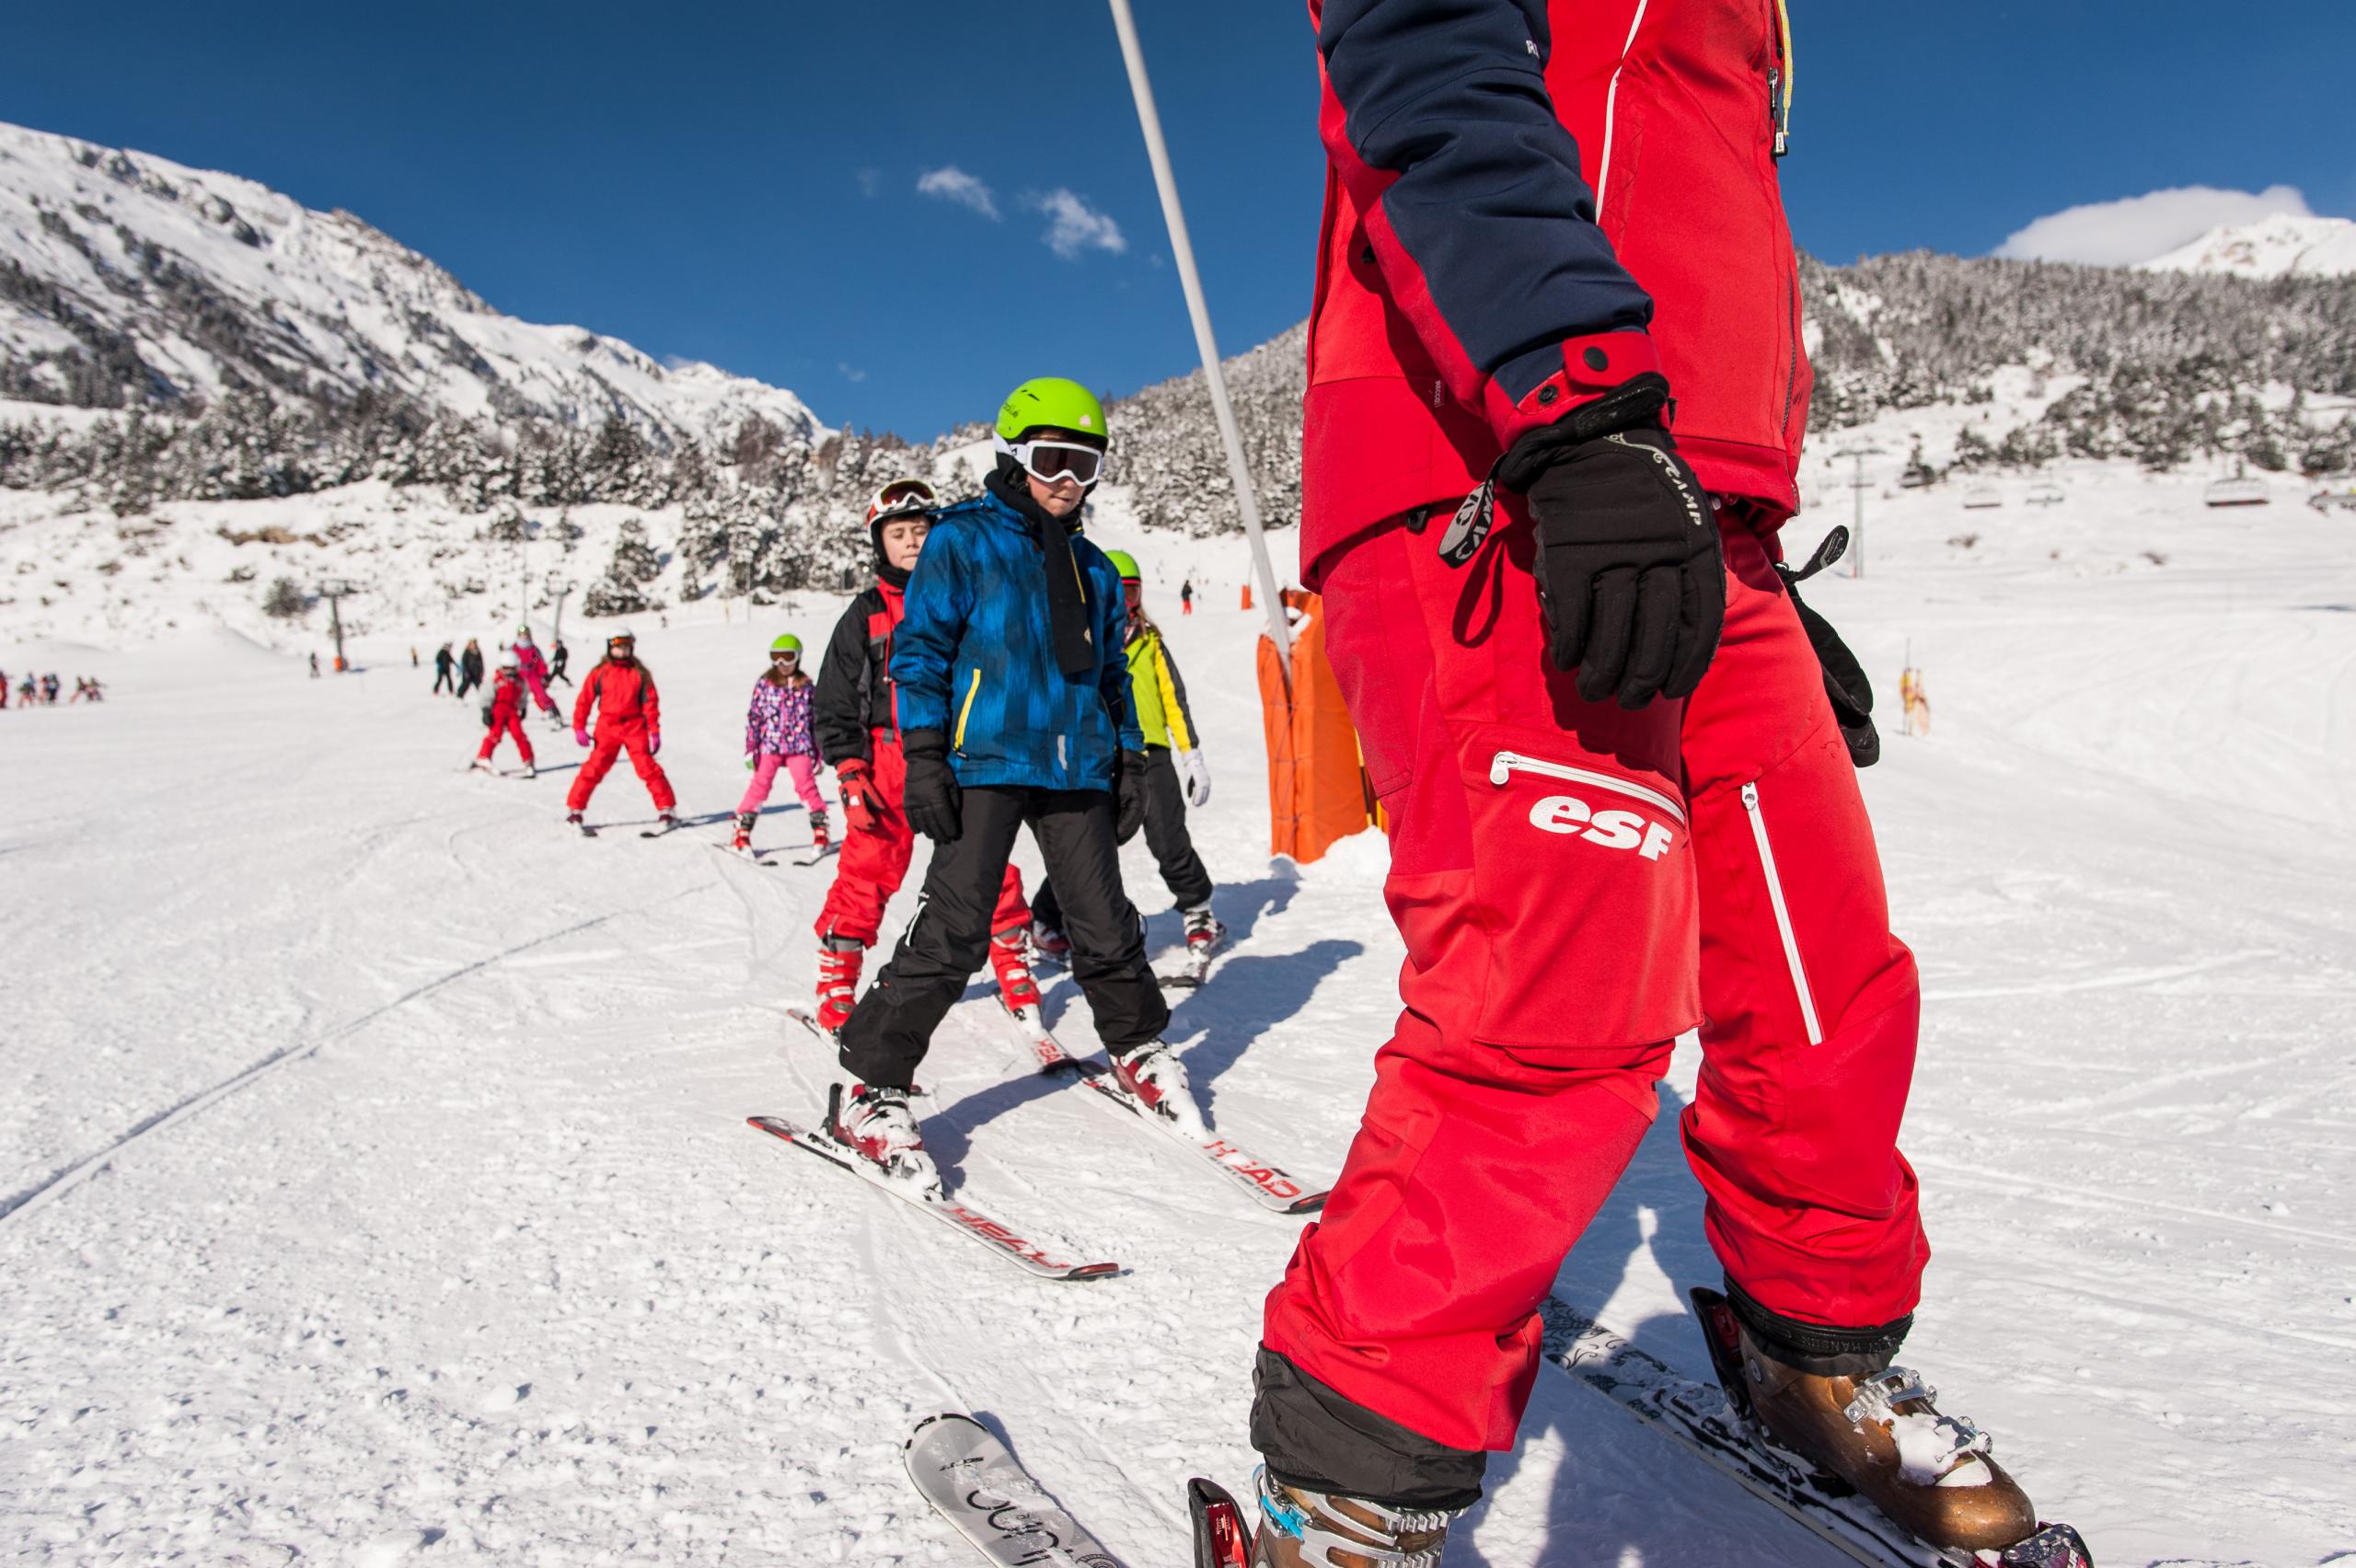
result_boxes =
[1496,378,1723,709]
[1114,749,1149,844]
[1774,527,1880,768]
[900,728,963,844]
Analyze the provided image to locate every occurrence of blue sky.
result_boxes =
[6,1,2350,437]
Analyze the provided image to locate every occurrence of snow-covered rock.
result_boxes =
[2140,212,2356,279]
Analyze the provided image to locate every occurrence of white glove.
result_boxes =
[1178,747,1212,808]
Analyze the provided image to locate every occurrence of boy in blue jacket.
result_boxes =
[829,378,1194,1195]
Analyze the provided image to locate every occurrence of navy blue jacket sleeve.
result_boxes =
[1318,0,1660,444]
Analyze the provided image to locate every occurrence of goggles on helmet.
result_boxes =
[769,649,799,663]
[867,478,939,525]
[998,434,1105,488]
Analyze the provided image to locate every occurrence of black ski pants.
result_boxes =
[433,666,456,696]
[1033,746,1210,930]
[837,785,1168,1091]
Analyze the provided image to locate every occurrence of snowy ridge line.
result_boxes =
[0,882,714,1228]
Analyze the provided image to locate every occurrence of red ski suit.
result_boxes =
[476,670,537,767]
[568,659,676,813]
[1264,0,1927,1464]
[814,578,1025,949]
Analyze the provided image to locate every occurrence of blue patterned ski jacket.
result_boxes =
[891,490,1139,790]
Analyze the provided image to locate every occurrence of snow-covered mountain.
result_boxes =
[0,121,824,449]
[2140,212,2356,279]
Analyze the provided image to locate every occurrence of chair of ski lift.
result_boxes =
[2203,477,2269,508]
[2027,484,2064,507]
[1961,487,2003,510]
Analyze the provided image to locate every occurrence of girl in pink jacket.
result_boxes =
[733,634,826,856]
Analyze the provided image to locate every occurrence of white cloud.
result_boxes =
[1025,188,1126,260]
[837,363,868,384]
[856,167,882,200]
[917,166,999,221]
[1993,184,2313,267]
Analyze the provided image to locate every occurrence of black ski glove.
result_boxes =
[900,728,963,844]
[1496,377,1724,709]
[1774,527,1880,767]
[1114,749,1149,845]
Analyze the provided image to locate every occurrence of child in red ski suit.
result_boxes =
[733,638,828,855]
[471,658,537,775]
[512,627,560,721]
[810,480,1032,1033]
[567,630,676,827]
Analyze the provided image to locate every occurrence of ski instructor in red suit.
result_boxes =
[1241,4,2068,1564]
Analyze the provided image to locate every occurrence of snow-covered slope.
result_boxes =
[2141,212,2356,279]
[0,121,824,447]
[3,476,2352,1565]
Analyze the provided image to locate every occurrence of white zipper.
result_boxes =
[1740,780,1822,1044]
[1592,0,1653,213]
[1489,749,1687,827]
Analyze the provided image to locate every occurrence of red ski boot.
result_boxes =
[810,808,830,853]
[731,811,756,855]
[815,937,863,1033]
[989,925,1043,1016]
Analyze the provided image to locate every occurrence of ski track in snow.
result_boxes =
[4,477,2354,1565]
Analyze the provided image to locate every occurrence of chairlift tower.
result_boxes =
[1833,446,1886,578]
[317,579,358,672]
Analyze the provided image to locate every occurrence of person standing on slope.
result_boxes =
[1180,577,1195,616]
[433,641,457,698]
[810,479,1041,1033]
[733,633,828,857]
[470,651,537,778]
[456,638,485,699]
[1234,5,2059,1565]
[549,638,572,686]
[826,383,1192,1195]
[566,629,677,832]
[511,626,560,724]
[1033,548,1222,965]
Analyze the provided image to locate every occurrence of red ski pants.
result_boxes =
[477,714,537,767]
[1263,509,1927,1457]
[567,722,676,813]
[814,735,1026,948]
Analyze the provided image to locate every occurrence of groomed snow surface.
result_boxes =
[4,473,2352,1566]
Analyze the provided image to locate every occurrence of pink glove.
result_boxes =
[649,732,662,756]
[574,728,591,748]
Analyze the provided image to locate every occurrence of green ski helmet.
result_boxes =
[1103,548,1142,583]
[769,633,803,655]
[995,377,1108,446]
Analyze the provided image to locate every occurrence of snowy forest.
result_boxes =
[6,246,2354,612]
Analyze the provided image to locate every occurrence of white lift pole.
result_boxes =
[1106,0,1293,673]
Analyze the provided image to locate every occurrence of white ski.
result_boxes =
[905,1412,1124,1568]
[745,1116,1117,1282]
[1000,1005,1326,1216]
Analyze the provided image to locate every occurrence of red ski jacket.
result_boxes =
[572,659,660,735]
[1303,0,1808,582]
[488,669,526,725]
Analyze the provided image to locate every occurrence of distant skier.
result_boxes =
[511,625,560,721]
[470,652,537,777]
[41,673,60,705]
[1901,663,1931,736]
[456,639,485,699]
[811,478,1038,1033]
[826,381,1188,1197]
[732,633,827,856]
[1226,8,2060,1565]
[1033,548,1221,967]
[432,641,457,697]
[15,674,32,707]
[549,638,572,686]
[309,651,320,679]
[1180,577,1195,616]
[566,629,676,832]
[410,646,419,669]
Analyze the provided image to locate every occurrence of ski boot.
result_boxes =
[814,937,863,1034]
[1112,1041,1207,1137]
[827,1080,940,1198]
[989,925,1043,1016]
[520,763,537,779]
[469,756,493,774]
[566,810,588,832]
[1707,1296,2057,1558]
[731,810,756,855]
[1030,923,1072,964]
[1183,902,1227,959]
[1248,1468,1460,1568]
[654,811,681,833]
[809,808,830,853]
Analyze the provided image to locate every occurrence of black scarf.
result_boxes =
[987,462,1098,678]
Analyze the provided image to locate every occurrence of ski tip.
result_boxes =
[907,1411,985,1447]
[1064,1262,1122,1282]
[1188,1477,1254,1568]
[1285,1190,1332,1216]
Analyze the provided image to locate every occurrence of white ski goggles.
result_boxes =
[867,478,939,524]
[996,434,1106,487]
